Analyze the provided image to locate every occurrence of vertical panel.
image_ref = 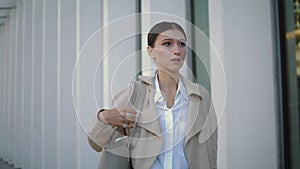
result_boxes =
[11,6,19,166]
[15,0,24,167]
[143,0,187,28]
[104,0,139,102]
[140,0,151,74]
[9,8,17,165]
[59,0,77,168]
[223,0,278,169]
[44,0,58,168]
[12,7,18,165]
[41,0,46,168]
[78,0,140,167]
[0,25,5,160]
[2,14,10,163]
[0,25,2,158]
[208,0,227,169]
[75,1,81,168]
[0,25,3,160]
[30,0,36,168]
[21,0,25,165]
[79,1,102,168]
[4,19,10,162]
[57,0,61,168]
[6,11,13,165]
[32,0,43,168]
[22,0,33,168]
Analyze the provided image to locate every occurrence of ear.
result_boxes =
[147,46,155,60]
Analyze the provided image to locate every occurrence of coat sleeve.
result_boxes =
[210,125,218,169]
[206,96,218,169]
[198,86,218,169]
[207,98,218,169]
[88,117,124,152]
[87,85,134,152]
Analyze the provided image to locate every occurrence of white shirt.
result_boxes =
[150,74,190,169]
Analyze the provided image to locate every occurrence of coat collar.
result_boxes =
[139,73,204,99]
[137,73,208,142]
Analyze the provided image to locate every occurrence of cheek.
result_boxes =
[181,49,187,59]
[154,51,170,65]
[155,48,172,57]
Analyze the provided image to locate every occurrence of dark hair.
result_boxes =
[147,22,186,48]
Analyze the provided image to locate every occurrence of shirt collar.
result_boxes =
[153,73,189,103]
[139,74,204,99]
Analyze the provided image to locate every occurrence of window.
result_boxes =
[191,0,210,92]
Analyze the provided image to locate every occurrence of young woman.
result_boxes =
[88,22,218,169]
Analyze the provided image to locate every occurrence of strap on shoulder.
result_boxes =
[127,80,146,149]
[130,80,146,113]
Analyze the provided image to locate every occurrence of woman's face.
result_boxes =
[148,29,186,74]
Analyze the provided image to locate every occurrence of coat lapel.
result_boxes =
[137,75,209,143]
[137,76,162,138]
[184,95,208,145]
[180,75,208,145]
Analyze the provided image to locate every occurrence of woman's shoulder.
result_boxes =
[112,76,152,105]
[195,83,211,97]
[180,75,211,99]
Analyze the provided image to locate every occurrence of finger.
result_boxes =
[125,128,131,135]
[122,122,134,129]
[119,111,126,117]
[123,118,135,125]
[126,116,136,122]
[122,122,128,129]
[121,107,137,114]
[125,112,136,120]
[116,118,133,128]
[119,112,136,120]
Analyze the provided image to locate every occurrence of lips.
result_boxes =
[171,58,181,62]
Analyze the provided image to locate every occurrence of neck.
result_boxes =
[157,70,179,92]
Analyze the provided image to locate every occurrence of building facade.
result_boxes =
[0,0,299,169]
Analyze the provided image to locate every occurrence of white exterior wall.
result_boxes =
[0,0,141,168]
[0,0,279,169]
[210,0,278,169]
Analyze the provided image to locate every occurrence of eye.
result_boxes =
[179,42,186,47]
[162,41,171,46]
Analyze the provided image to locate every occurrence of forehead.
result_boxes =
[156,29,186,41]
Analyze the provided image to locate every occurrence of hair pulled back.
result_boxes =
[147,22,186,48]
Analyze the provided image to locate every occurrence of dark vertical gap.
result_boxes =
[189,0,210,91]
[136,0,142,77]
[274,0,288,168]
[190,0,197,81]
[275,0,300,168]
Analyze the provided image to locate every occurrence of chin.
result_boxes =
[158,65,182,73]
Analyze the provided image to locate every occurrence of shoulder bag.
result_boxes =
[98,81,146,169]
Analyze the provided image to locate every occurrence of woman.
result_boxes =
[88,21,218,169]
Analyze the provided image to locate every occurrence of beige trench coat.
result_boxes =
[88,75,218,169]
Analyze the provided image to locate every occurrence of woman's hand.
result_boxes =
[98,107,137,129]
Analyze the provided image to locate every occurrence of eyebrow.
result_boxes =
[161,38,186,42]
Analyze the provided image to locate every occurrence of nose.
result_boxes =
[172,44,181,56]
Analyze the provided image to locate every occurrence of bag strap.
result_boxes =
[127,80,146,158]
[130,81,146,113]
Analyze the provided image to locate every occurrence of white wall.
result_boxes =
[210,0,279,169]
[0,0,279,169]
[0,0,141,169]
